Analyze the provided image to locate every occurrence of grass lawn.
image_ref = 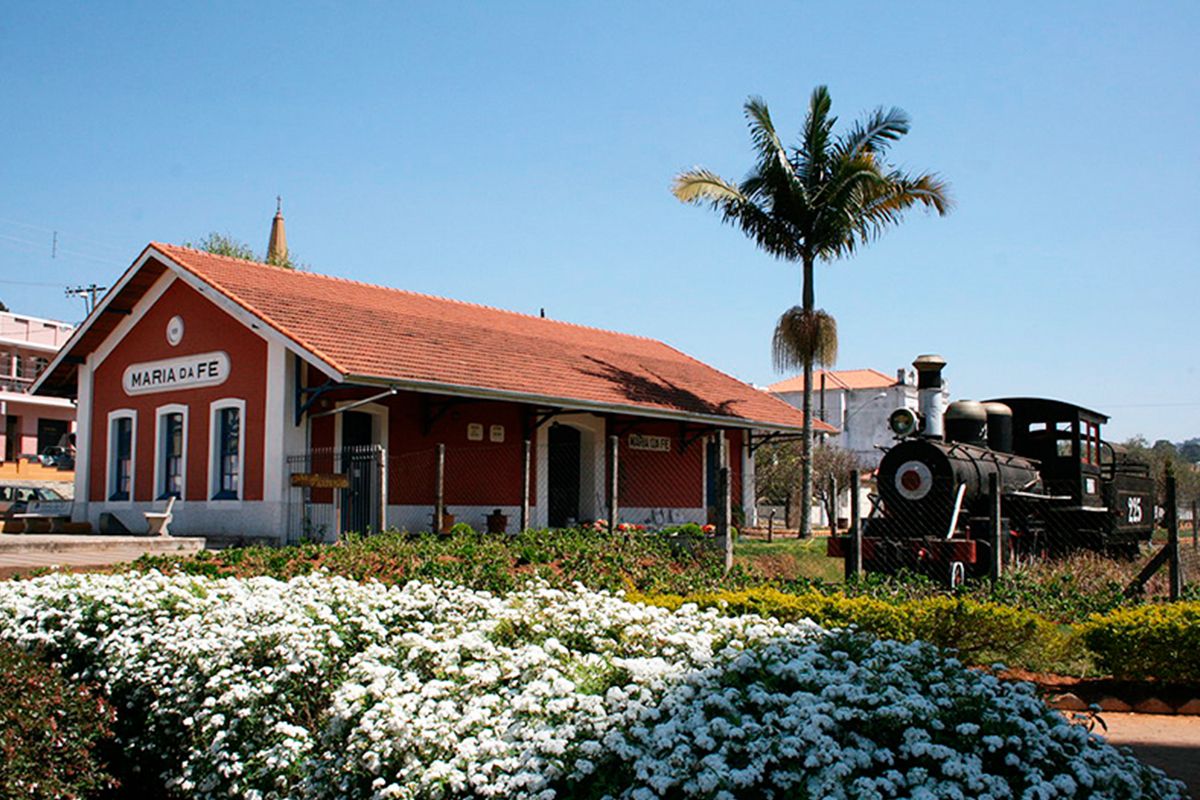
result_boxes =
[734,534,845,583]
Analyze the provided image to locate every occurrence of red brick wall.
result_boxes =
[617,422,704,508]
[89,279,267,502]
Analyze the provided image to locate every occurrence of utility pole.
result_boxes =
[65,284,107,315]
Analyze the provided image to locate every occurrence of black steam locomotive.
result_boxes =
[829,355,1154,583]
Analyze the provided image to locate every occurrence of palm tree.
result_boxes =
[673,86,950,539]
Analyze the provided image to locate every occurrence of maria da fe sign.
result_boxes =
[122,352,231,396]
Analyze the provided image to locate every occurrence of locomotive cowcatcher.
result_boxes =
[828,355,1154,583]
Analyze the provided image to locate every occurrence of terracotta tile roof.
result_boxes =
[47,243,828,432]
[768,368,899,394]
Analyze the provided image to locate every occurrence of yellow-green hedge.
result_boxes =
[1081,603,1200,684]
[634,588,1068,668]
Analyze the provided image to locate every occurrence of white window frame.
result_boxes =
[154,403,189,501]
[105,409,137,504]
[208,398,245,502]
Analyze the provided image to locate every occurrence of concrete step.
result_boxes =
[0,534,205,555]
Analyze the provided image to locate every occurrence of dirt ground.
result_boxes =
[1094,713,1200,797]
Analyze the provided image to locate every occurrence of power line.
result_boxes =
[0,278,69,288]
[65,284,107,314]
[0,216,127,255]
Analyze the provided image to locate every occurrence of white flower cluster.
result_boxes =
[0,572,1184,800]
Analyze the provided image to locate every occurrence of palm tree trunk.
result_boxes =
[799,255,815,539]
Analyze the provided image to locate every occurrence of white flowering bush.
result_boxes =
[0,572,1185,799]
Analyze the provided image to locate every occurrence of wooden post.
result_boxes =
[520,438,531,533]
[435,443,446,534]
[1190,496,1199,550]
[377,445,387,533]
[767,509,775,543]
[1167,472,1181,601]
[718,466,731,572]
[848,470,862,581]
[828,475,838,533]
[608,434,619,533]
[988,472,1003,580]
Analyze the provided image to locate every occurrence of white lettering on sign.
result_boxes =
[628,433,671,452]
[122,352,231,396]
[1126,496,1143,524]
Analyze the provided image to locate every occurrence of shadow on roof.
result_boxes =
[579,356,737,419]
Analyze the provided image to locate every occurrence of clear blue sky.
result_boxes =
[2,2,1197,441]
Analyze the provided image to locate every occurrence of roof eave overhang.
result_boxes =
[32,245,347,397]
[343,372,828,433]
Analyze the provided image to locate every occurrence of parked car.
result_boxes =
[0,485,67,517]
[37,446,75,470]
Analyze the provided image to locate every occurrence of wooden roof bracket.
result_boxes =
[678,422,715,454]
[420,395,474,436]
[294,375,341,426]
[748,431,803,454]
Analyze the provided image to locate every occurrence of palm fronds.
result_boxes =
[772,307,838,371]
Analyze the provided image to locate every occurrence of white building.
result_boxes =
[770,367,937,469]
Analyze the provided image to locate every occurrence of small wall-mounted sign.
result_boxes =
[629,433,672,452]
[122,351,230,396]
[290,472,350,489]
[467,423,484,441]
[490,424,505,443]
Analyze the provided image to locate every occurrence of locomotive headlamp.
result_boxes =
[888,407,919,437]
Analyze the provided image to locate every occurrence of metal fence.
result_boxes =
[756,454,1198,595]
[283,429,738,547]
[285,445,385,544]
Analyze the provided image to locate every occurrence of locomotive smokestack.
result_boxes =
[913,354,947,439]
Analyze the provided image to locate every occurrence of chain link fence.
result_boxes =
[750,438,1198,596]
[282,427,741,545]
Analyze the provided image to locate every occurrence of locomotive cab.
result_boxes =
[988,398,1106,508]
[986,398,1153,553]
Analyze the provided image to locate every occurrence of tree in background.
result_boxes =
[674,87,950,538]
[755,440,865,530]
[0,298,8,312]
[187,232,300,269]
[1122,436,1200,507]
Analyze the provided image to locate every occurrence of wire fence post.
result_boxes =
[718,465,732,573]
[377,445,387,533]
[1167,472,1181,601]
[828,475,838,533]
[434,443,445,534]
[988,472,1003,581]
[847,469,862,581]
[1193,498,1198,550]
[520,438,531,533]
[767,509,775,543]
[608,434,619,533]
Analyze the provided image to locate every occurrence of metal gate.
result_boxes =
[286,445,385,543]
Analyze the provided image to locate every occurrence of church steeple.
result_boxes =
[266,196,288,265]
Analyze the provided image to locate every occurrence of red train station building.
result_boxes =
[34,242,827,541]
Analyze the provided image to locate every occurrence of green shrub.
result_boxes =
[1081,602,1200,684]
[132,528,758,596]
[635,587,1070,670]
[908,595,1064,667]
[970,552,1133,620]
[0,641,117,799]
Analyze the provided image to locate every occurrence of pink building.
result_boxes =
[0,311,77,462]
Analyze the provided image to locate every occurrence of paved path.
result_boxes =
[1096,713,1200,797]
[0,534,204,577]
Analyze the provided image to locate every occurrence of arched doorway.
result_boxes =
[547,423,581,527]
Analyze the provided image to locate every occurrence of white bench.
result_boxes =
[145,496,176,536]
[14,500,74,533]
